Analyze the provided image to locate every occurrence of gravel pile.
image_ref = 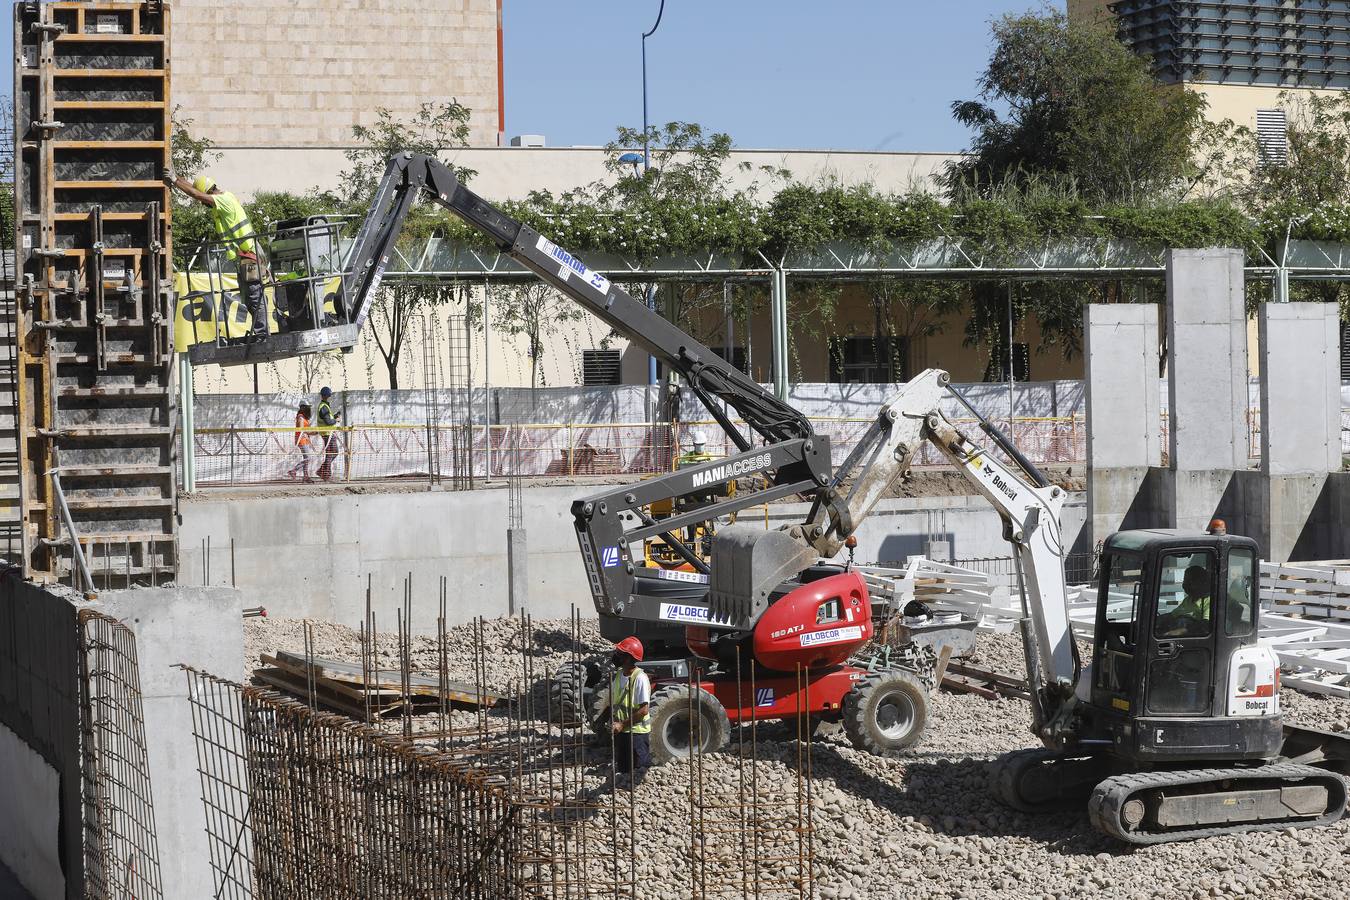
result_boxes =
[246,618,1350,900]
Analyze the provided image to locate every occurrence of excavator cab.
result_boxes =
[1085,527,1282,765]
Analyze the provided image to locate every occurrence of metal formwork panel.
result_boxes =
[13,0,176,586]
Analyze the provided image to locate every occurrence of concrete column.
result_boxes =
[1085,303,1161,549]
[507,527,528,613]
[1260,302,1340,560]
[1164,249,1249,532]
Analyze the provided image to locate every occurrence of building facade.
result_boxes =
[172,0,503,150]
[1070,0,1350,145]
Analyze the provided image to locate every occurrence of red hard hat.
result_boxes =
[614,636,644,662]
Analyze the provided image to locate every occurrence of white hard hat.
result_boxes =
[690,430,707,445]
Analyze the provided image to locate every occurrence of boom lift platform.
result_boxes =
[200,151,1350,843]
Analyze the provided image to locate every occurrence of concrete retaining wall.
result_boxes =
[178,485,1085,634]
[0,581,242,900]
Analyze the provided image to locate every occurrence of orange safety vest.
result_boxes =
[295,413,311,446]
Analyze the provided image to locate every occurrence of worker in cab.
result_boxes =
[677,430,716,468]
[165,169,268,340]
[315,386,342,481]
[1160,565,1212,637]
[609,637,651,785]
[287,401,315,483]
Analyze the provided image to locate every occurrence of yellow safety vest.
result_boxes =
[611,670,651,735]
[210,190,257,260]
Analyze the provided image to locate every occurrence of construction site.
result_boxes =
[4,1,1350,898]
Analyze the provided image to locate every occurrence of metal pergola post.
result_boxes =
[770,269,789,401]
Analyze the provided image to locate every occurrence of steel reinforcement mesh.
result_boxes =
[184,669,532,900]
[78,608,163,899]
[183,605,817,899]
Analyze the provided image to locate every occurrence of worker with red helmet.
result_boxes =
[609,636,651,784]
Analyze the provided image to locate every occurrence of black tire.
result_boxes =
[648,684,731,765]
[548,661,590,727]
[842,669,928,756]
[586,674,613,736]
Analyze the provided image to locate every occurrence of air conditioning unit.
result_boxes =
[510,134,546,148]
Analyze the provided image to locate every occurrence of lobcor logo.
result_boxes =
[600,546,621,568]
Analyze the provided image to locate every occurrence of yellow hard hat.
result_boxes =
[193,175,216,193]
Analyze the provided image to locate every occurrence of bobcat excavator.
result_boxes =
[194,152,1350,843]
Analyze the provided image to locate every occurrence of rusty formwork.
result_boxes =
[13,0,177,586]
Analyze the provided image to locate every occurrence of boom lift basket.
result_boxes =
[181,215,358,366]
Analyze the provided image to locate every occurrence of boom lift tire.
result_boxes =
[648,684,731,764]
[843,669,927,756]
[586,679,612,737]
[549,660,601,728]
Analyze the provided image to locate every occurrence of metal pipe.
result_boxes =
[50,471,96,598]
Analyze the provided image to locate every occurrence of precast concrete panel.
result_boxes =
[1164,249,1249,472]
[1085,304,1160,469]
[1259,302,1341,476]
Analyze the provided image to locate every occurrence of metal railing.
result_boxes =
[187,416,1088,488]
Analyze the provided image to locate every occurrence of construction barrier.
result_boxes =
[189,417,1089,487]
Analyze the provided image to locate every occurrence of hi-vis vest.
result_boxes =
[210,190,257,260]
[611,670,651,734]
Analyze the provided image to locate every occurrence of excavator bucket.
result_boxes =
[708,524,818,630]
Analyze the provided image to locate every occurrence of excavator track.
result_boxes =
[1088,762,1349,845]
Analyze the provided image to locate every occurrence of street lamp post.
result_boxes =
[640,0,665,387]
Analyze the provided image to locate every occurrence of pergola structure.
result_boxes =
[376,233,1350,399]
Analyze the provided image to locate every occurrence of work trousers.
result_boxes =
[237,256,267,337]
[318,434,340,481]
[614,732,651,780]
[289,442,315,479]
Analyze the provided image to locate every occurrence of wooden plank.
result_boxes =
[54,180,163,188]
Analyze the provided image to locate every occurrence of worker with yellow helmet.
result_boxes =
[165,169,268,340]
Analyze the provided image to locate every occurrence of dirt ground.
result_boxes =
[246,615,1350,900]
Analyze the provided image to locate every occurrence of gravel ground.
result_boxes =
[246,617,1350,900]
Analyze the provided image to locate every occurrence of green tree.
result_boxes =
[946,10,1208,203]
[332,102,476,387]
[168,108,220,265]
[492,282,585,391]
[334,101,476,208]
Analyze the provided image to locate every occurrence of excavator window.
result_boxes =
[1096,553,1144,696]
[815,598,842,625]
[1147,551,1216,715]
[1225,549,1256,636]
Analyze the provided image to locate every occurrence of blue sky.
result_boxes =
[1,1,1036,152]
[502,1,1034,152]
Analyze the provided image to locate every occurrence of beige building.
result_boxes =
[172,0,503,150]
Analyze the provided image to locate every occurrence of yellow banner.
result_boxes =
[173,273,343,352]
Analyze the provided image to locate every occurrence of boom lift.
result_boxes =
[195,153,1350,842]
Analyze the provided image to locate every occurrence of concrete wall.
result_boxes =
[1084,303,1161,549]
[0,581,242,900]
[174,1,502,148]
[178,485,1086,636]
[89,588,243,900]
[1259,303,1343,561]
[210,146,965,202]
[0,582,81,900]
[0,723,61,900]
[1164,249,1250,533]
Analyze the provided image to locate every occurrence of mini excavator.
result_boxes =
[191,152,1350,843]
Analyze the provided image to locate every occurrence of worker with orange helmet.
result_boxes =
[609,636,651,784]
